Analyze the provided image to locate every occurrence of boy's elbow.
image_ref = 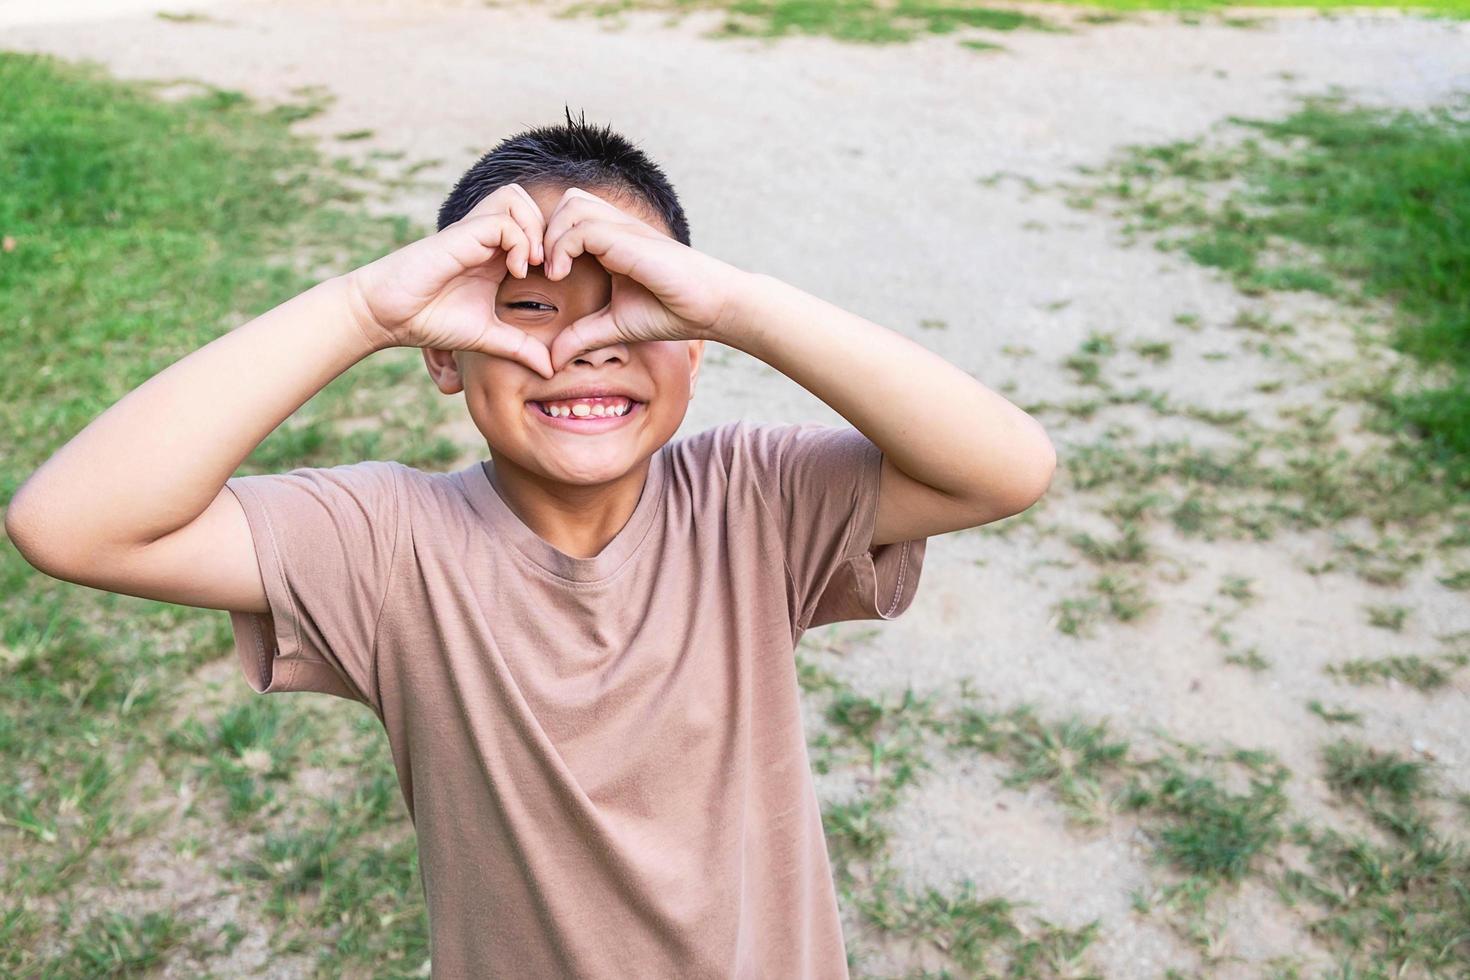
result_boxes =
[7,499,56,577]
[6,490,82,581]
[993,435,1058,519]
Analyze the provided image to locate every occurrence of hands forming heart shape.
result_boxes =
[345,183,746,379]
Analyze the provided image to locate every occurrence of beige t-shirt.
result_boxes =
[225,420,927,978]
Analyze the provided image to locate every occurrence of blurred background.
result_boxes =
[1,0,1467,976]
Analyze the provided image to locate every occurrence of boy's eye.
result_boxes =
[506,301,555,312]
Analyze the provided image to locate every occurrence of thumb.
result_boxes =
[548,303,622,374]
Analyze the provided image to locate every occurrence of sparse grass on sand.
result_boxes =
[548,0,1470,47]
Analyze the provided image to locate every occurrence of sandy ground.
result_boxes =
[5,0,1469,975]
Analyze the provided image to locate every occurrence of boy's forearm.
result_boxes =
[711,273,1056,511]
[8,276,379,562]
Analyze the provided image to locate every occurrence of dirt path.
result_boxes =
[6,2,1468,975]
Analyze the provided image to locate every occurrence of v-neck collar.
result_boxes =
[459,446,668,583]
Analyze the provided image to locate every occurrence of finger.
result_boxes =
[476,321,555,379]
[438,212,522,274]
[548,303,623,373]
[459,191,538,277]
[507,184,547,265]
[489,214,535,280]
[543,189,637,277]
[548,218,650,283]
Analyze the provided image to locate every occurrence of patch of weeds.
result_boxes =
[824,687,936,795]
[1217,574,1255,603]
[1051,572,1153,636]
[155,10,217,23]
[45,910,202,976]
[1131,339,1173,361]
[267,84,335,126]
[1282,746,1470,976]
[949,704,1129,825]
[1068,522,1150,564]
[1121,752,1290,883]
[227,729,426,976]
[1080,330,1117,356]
[854,872,1102,977]
[1062,353,1105,387]
[959,38,1005,53]
[918,317,948,330]
[1223,647,1271,672]
[1306,700,1363,725]
[1059,422,1466,562]
[1363,603,1409,631]
[335,128,375,141]
[166,698,313,820]
[823,797,891,861]
[1326,652,1469,692]
[576,0,1057,44]
[1321,740,1429,807]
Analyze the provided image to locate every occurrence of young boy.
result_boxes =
[7,112,1056,977]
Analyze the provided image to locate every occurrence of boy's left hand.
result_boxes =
[539,188,749,371]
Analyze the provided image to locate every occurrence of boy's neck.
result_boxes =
[486,456,653,560]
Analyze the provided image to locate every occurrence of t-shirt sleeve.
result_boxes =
[223,459,404,713]
[738,421,926,634]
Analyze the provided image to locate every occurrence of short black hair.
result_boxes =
[436,107,690,246]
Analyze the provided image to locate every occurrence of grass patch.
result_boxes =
[556,0,1056,42]
[1326,652,1469,692]
[949,703,1130,824]
[0,52,452,974]
[1306,700,1363,725]
[1321,740,1429,806]
[1284,748,1469,975]
[1082,95,1470,486]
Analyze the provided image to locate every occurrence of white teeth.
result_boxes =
[539,398,634,418]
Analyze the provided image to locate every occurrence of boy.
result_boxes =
[7,112,1057,977]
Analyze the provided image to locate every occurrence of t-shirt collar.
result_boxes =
[459,446,667,584]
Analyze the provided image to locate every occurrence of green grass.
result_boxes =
[1321,740,1429,805]
[559,0,1055,42]
[0,52,450,975]
[1088,95,1470,486]
[1326,651,1470,691]
[555,0,1470,43]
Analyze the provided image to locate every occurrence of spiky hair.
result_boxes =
[436,107,690,245]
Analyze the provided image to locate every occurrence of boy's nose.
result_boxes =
[565,342,628,368]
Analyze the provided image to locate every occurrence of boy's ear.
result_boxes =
[422,347,466,395]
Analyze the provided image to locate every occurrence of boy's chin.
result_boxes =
[485,437,652,487]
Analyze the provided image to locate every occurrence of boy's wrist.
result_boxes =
[335,271,397,355]
[707,271,782,350]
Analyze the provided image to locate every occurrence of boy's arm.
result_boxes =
[709,273,1057,547]
[5,276,377,609]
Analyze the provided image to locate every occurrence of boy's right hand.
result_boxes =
[344,183,556,378]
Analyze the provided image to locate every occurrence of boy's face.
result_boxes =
[421,183,704,487]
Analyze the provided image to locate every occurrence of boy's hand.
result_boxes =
[344,184,556,378]
[540,188,749,372]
